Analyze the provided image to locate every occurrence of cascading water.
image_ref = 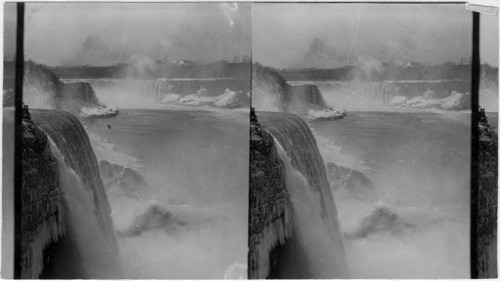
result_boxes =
[257,112,348,278]
[284,84,330,114]
[305,81,390,110]
[86,79,171,107]
[62,78,250,109]
[30,109,119,278]
[252,78,331,115]
[59,81,100,105]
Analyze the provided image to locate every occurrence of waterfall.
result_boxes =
[60,78,250,108]
[87,79,171,102]
[252,77,329,114]
[59,81,100,105]
[17,116,66,279]
[311,80,471,108]
[311,81,390,107]
[284,84,329,113]
[250,112,348,278]
[248,117,293,279]
[31,109,119,278]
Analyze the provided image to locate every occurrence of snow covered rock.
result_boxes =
[160,93,181,104]
[405,96,442,108]
[423,89,437,100]
[440,91,470,110]
[196,87,209,97]
[80,105,119,118]
[214,89,249,109]
[175,94,217,106]
[306,108,346,120]
[388,95,408,107]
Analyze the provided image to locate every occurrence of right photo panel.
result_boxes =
[249,3,494,279]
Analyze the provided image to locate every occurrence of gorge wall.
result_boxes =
[476,118,498,278]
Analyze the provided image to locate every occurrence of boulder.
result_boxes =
[387,95,408,107]
[327,162,375,192]
[440,91,470,110]
[99,160,148,192]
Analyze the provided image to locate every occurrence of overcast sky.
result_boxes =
[5,3,251,66]
[3,3,498,68]
[253,3,498,68]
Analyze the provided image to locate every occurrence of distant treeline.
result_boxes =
[277,62,498,83]
[48,61,251,80]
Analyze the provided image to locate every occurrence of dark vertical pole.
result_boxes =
[247,3,253,279]
[14,2,25,279]
[470,11,480,279]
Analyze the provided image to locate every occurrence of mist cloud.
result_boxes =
[22,3,251,66]
[252,4,487,68]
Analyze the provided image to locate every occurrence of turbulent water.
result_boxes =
[311,110,471,278]
[85,108,249,278]
[259,112,348,278]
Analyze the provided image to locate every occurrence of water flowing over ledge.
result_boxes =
[6,107,119,279]
[248,115,293,279]
[20,118,65,279]
[249,111,348,278]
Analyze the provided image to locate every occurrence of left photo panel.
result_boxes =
[3,2,251,278]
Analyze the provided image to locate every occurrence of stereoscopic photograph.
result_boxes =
[3,2,250,279]
[2,1,499,280]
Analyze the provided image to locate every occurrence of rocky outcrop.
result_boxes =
[248,110,292,279]
[118,205,177,237]
[349,207,407,238]
[388,90,471,110]
[21,110,65,279]
[327,162,375,193]
[476,116,498,278]
[99,160,148,192]
[165,88,250,109]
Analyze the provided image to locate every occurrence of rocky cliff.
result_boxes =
[476,116,498,278]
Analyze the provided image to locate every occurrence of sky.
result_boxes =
[3,3,498,68]
[4,3,252,66]
[253,3,498,69]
